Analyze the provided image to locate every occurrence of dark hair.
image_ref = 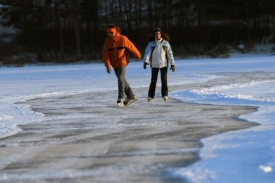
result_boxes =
[107,24,115,28]
[107,24,121,33]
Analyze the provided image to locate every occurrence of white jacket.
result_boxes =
[143,38,175,68]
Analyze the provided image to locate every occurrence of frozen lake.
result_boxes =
[0,54,275,182]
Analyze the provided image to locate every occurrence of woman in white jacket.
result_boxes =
[143,27,175,102]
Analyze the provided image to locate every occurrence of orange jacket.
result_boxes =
[103,33,141,68]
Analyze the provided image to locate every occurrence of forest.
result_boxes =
[0,0,275,66]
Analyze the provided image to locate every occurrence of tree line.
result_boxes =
[0,0,275,65]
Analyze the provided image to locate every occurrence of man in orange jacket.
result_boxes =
[102,24,141,106]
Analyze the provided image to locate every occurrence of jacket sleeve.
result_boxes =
[143,42,152,64]
[165,42,175,65]
[124,37,141,59]
[102,40,111,68]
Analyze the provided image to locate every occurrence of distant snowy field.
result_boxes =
[0,50,275,182]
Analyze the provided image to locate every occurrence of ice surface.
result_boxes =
[0,54,275,182]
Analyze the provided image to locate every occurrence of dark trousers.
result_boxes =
[114,67,134,99]
[148,67,168,98]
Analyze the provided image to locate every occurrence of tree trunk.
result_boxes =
[74,13,81,58]
[54,0,65,58]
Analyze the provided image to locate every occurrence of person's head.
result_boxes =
[106,24,121,38]
[153,27,162,40]
[107,24,117,38]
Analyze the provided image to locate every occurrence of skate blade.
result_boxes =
[124,98,138,106]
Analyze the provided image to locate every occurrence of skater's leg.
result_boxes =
[160,67,168,97]
[114,67,125,99]
[124,68,135,99]
[148,68,159,98]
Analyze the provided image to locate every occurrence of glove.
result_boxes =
[106,66,111,73]
[170,65,175,72]
[143,62,149,69]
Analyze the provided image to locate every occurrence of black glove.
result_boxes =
[143,62,149,69]
[170,65,175,72]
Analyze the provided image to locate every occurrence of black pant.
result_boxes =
[148,67,168,98]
